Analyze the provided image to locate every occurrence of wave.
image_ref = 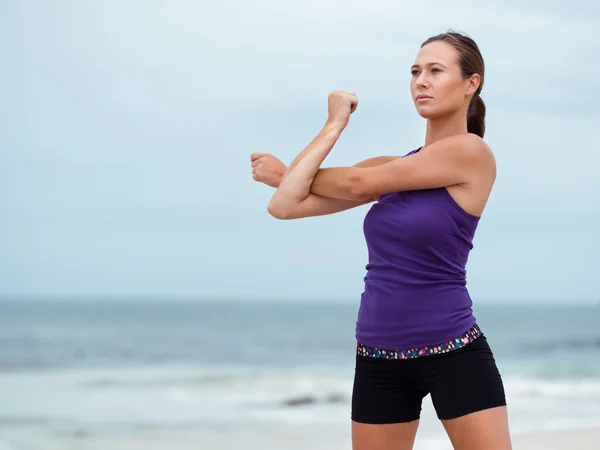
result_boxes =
[75,366,600,408]
[3,366,600,441]
[504,376,600,398]
[281,393,348,407]
[527,337,600,352]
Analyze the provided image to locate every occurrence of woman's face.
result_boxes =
[410,41,477,120]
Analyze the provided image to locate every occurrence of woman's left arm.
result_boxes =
[311,133,495,201]
[267,91,359,217]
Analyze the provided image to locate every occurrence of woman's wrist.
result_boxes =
[278,166,288,187]
[323,120,346,135]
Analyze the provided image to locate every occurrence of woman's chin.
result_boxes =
[415,108,435,119]
[414,105,443,120]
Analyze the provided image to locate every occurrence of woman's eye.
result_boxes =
[411,70,419,76]
[431,68,442,73]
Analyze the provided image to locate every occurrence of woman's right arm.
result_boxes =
[251,154,398,219]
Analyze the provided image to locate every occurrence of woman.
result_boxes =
[250,31,511,450]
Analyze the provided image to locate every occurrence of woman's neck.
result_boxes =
[424,111,469,148]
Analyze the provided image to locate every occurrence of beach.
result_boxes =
[4,424,599,450]
[512,427,600,449]
[1,299,599,450]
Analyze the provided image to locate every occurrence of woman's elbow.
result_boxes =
[347,174,373,201]
[267,201,293,220]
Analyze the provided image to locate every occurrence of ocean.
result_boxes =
[1,299,599,450]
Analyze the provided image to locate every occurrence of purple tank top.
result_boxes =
[356,147,481,349]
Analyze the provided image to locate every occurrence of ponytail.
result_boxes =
[467,95,486,138]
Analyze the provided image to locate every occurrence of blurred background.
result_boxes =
[1,1,599,449]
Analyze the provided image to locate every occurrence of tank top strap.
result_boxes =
[402,146,423,158]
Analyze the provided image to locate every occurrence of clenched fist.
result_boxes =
[327,90,359,129]
[250,152,287,188]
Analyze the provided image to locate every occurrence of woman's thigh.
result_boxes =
[441,406,511,450]
[423,336,511,449]
[351,355,427,450]
[352,355,428,424]
[352,420,420,450]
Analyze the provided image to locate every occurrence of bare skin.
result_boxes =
[352,421,420,450]
[441,407,512,450]
[250,153,399,217]
[250,39,511,450]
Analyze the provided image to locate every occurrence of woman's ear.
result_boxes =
[466,74,481,97]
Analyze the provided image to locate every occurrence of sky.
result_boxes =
[1,1,599,303]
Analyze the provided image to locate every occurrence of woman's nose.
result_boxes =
[416,73,429,89]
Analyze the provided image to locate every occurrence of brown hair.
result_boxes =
[421,31,486,138]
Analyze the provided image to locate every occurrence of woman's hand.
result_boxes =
[250,152,287,188]
[326,90,359,130]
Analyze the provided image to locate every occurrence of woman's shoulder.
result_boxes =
[420,133,494,165]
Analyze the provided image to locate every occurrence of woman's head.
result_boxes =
[410,31,486,137]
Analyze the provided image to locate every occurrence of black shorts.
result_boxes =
[351,335,507,423]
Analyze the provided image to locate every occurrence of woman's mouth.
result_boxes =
[416,95,433,102]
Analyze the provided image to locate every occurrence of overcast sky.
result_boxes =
[1,1,599,303]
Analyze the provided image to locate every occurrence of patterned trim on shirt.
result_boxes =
[356,324,483,360]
